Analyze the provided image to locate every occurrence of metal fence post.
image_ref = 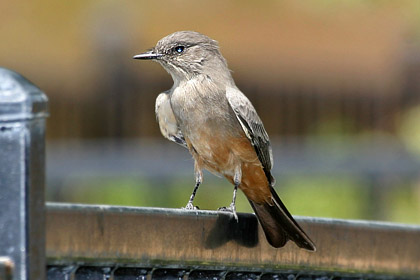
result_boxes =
[0,68,48,280]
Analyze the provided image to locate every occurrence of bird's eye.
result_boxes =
[174,46,184,53]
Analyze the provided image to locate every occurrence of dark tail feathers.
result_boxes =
[249,187,316,251]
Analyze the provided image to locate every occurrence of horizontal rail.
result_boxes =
[46,203,420,278]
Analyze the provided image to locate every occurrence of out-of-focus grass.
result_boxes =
[387,182,420,224]
[278,175,370,219]
[48,174,420,224]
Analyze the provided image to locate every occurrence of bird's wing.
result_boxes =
[155,92,187,148]
[226,86,275,185]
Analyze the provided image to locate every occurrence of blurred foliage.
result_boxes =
[388,182,420,223]
[279,176,370,219]
[399,105,420,156]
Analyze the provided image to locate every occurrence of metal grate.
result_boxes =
[46,266,407,280]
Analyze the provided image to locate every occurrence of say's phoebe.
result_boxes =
[134,31,316,251]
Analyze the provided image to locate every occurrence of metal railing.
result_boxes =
[1,68,420,280]
[45,203,420,279]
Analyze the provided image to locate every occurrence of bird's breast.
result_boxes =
[170,81,263,175]
[170,82,239,137]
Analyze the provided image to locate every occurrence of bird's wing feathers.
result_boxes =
[155,92,187,148]
[226,87,274,185]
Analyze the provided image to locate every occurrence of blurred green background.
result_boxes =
[2,0,420,224]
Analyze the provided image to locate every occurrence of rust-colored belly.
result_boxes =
[186,128,272,204]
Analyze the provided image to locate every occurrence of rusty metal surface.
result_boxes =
[46,203,420,278]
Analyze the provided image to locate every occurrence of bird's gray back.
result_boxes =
[226,86,274,184]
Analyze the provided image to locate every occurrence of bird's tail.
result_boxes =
[249,186,316,251]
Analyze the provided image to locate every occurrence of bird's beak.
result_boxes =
[133,50,162,60]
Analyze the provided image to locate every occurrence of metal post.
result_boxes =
[0,68,48,280]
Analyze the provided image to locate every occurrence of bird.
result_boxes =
[133,31,316,251]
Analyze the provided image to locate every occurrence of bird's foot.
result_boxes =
[183,202,199,210]
[218,203,238,222]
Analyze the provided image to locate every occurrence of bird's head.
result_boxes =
[134,31,230,84]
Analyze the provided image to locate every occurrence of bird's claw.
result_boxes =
[218,203,238,222]
[183,202,199,210]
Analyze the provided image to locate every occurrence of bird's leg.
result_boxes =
[227,182,239,221]
[184,180,201,210]
[184,164,202,210]
[219,167,241,221]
